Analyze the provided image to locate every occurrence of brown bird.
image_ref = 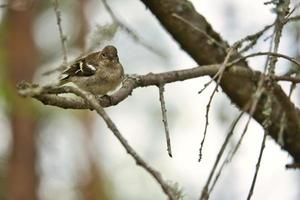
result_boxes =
[59,45,124,95]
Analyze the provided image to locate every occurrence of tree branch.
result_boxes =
[19,62,300,163]
[19,64,256,108]
[139,0,300,163]
[59,86,177,200]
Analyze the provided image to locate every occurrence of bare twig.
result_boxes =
[158,84,172,157]
[274,75,300,83]
[268,1,289,75]
[101,0,164,56]
[287,15,300,22]
[285,162,300,169]
[198,82,216,162]
[237,23,274,54]
[18,62,300,169]
[229,43,272,163]
[200,112,244,200]
[208,152,230,195]
[204,74,264,198]
[278,81,295,146]
[198,25,277,94]
[200,43,293,95]
[172,13,227,50]
[227,33,272,165]
[229,89,263,160]
[198,48,235,162]
[52,0,68,65]
[247,2,290,199]
[246,129,268,200]
[59,86,177,200]
[19,64,300,110]
[228,52,300,68]
[198,23,276,94]
[207,111,257,197]
[246,86,271,200]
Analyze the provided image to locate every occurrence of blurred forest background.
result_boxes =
[0,0,300,199]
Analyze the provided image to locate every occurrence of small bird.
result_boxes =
[59,45,124,95]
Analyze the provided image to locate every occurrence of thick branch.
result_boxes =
[140,0,300,162]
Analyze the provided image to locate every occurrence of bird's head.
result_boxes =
[99,45,119,65]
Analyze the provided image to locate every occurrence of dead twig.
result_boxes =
[200,112,244,200]
[228,52,300,68]
[52,0,68,65]
[54,86,177,200]
[101,0,164,56]
[158,84,172,157]
[285,162,300,169]
[198,47,235,162]
[172,13,227,50]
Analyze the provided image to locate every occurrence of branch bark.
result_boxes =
[18,0,300,163]
[19,64,258,109]
[139,0,300,162]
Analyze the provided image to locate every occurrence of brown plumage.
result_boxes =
[59,45,124,95]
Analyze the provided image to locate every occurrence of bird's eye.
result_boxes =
[101,53,107,58]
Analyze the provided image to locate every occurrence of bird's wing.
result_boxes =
[60,57,97,81]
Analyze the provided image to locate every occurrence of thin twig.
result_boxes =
[172,13,227,50]
[227,34,272,162]
[274,75,300,83]
[287,15,300,22]
[244,38,274,200]
[229,55,269,162]
[200,112,244,200]
[198,22,278,95]
[199,37,288,95]
[268,1,288,75]
[246,88,271,200]
[64,86,177,200]
[247,2,290,198]
[198,24,276,94]
[246,129,268,200]
[18,62,300,166]
[198,48,235,162]
[238,23,274,54]
[52,0,68,65]
[101,0,163,56]
[158,84,172,157]
[278,76,296,153]
[247,89,273,200]
[285,162,300,169]
[228,97,260,161]
[241,81,270,200]
[207,109,258,197]
[198,83,216,162]
[228,52,300,68]
[19,63,300,110]
[282,1,300,25]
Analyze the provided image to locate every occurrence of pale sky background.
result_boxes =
[1,0,300,200]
